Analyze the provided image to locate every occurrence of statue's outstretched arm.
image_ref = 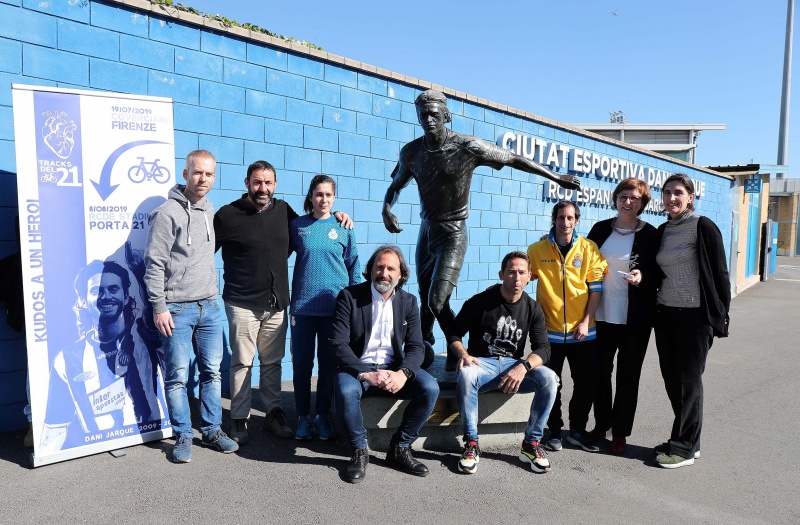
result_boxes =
[508,155,580,190]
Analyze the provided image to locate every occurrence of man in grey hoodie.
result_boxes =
[144,149,238,463]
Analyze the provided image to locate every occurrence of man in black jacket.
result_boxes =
[330,245,440,484]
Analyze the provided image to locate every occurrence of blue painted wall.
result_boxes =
[0,0,733,430]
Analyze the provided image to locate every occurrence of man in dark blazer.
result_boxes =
[331,245,440,484]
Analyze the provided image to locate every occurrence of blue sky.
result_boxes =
[187,0,797,176]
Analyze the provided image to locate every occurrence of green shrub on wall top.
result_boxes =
[149,0,323,50]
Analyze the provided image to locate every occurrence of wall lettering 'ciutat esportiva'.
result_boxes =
[497,132,705,214]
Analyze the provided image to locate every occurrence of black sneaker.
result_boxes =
[230,418,249,445]
[458,440,480,474]
[566,430,600,452]
[519,440,550,473]
[263,407,294,439]
[544,429,563,451]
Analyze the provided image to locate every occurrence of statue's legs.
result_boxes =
[428,278,456,341]
[416,219,467,370]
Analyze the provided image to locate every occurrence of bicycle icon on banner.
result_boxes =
[128,157,171,184]
[40,173,57,183]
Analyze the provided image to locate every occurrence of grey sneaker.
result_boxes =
[545,429,563,451]
[201,429,239,453]
[172,434,193,463]
[654,442,700,459]
[230,418,249,445]
[263,408,294,439]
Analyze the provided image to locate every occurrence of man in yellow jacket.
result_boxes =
[527,200,607,453]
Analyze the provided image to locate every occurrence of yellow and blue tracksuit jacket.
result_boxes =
[527,230,608,344]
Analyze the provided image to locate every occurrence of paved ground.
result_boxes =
[1,257,799,524]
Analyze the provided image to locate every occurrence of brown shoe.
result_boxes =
[588,428,607,442]
[611,435,627,455]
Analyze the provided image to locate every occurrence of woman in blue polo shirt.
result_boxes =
[290,175,360,440]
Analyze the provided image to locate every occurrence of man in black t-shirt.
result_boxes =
[448,251,559,475]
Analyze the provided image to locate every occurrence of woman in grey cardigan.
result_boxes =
[653,173,730,469]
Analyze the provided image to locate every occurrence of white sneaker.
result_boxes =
[458,440,480,474]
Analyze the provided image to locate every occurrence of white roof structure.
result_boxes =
[570,123,726,164]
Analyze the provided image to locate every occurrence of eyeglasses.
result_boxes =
[617,195,641,203]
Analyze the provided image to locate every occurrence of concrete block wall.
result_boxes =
[0,0,733,428]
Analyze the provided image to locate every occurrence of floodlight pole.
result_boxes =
[777,0,794,178]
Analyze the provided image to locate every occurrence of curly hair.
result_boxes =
[362,245,410,288]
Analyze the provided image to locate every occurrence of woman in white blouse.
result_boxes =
[586,178,660,454]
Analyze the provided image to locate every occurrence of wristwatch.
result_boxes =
[521,360,533,371]
[399,367,413,379]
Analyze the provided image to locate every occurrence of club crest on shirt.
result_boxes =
[328,228,338,240]
[572,254,583,268]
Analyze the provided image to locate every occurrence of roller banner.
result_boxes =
[12,85,175,467]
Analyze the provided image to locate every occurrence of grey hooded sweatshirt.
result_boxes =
[144,184,217,314]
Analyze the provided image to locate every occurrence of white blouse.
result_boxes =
[595,229,636,325]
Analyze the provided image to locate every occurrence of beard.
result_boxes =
[373,276,398,294]
[249,188,272,208]
[95,299,123,323]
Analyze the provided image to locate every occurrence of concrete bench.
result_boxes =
[359,355,535,451]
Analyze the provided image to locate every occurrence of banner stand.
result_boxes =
[13,85,176,467]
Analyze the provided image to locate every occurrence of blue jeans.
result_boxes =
[162,299,223,439]
[333,367,440,450]
[290,315,333,418]
[456,357,559,443]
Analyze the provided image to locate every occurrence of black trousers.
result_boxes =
[546,339,599,433]
[594,321,652,437]
[654,305,713,459]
